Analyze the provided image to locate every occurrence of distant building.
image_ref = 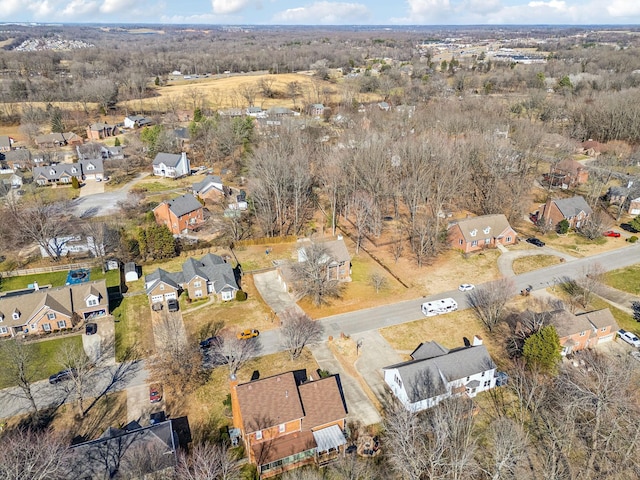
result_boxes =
[152,152,190,179]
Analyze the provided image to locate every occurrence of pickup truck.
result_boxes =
[618,329,640,347]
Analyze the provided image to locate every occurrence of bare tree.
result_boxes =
[0,340,42,414]
[175,442,241,480]
[280,309,323,360]
[82,220,118,272]
[56,342,95,417]
[468,278,515,332]
[480,417,529,480]
[328,452,379,480]
[237,84,257,107]
[575,263,605,308]
[0,428,74,480]
[369,273,388,293]
[290,241,345,306]
[578,210,611,240]
[211,334,260,376]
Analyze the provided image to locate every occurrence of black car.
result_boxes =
[48,369,76,384]
[199,336,220,350]
[526,237,545,247]
[167,298,179,312]
[85,322,97,335]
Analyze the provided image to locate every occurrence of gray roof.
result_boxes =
[69,420,177,478]
[124,262,137,274]
[34,163,81,181]
[3,149,31,162]
[384,343,496,403]
[192,175,223,194]
[0,135,11,149]
[410,341,450,360]
[449,214,515,243]
[146,254,238,295]
[553,195,593,218]
[152,152,183,168]
[79,158,104,174]
[88,122,116,131]
[166,193,203,217]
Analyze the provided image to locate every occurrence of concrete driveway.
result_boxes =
[253,270,304,316]
[126,383,164,424]
[82,315,116,366]
[71,172,149,218]
[308,343,381,426]
[354,331,403,404]
[79,179,104,197]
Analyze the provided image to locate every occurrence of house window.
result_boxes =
[12,312,20,320]
[48,312,56,320]
[601,327,606,332]
[483,380,491,388]
[31,324,37,330]
[466,376,470,382]
[57,320,66,329]
[0,326,7,334]
[222,290,234,301]
[43,323,51,332]
[195,290,203,298]
[160,284,164,290]
[459,239,463,245]
[255,430,263,440]
[485,238,490,244]
[279,424,285,433]
[483,227,491,234]
[506,236,512,242]
[470,229,477,237]
[481,371,485,377]
[87,164,95,170]
[194,281,201,288]
[471,240,478,247]
[394,374,403,389]
[580,331,586,337]
[87,298,98,306]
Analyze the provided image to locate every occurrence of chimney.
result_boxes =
[472,335,483,346]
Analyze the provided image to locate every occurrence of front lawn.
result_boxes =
[0,335,84,389]
[604,264,640,296]
[512,255,563,275]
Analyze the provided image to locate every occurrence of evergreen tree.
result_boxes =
[523,325,562,373]
[114,137,121,147]
[71,176,80,189]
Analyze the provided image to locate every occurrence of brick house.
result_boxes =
[86,123,119,141]
[546,308,619,355]
[153,193,204,235]
[544,158,589,188]
[540,195,593,229]
[447,214,517,253]
[145,253,239,304]
[192,175,224,201]
[0,280,108,337]
[297,237,352,282]
[230,370,348,478]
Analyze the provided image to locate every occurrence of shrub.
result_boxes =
[628,236,638,243]
[235,290,248,301]
[71,176,80,189]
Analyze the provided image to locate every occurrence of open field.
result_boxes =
[112,294,153,361]
[512,254,564,274]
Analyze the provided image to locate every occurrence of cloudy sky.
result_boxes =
[1,0,640,25]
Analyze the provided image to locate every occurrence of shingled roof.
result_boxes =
[166,194,203,217]
[552,195,593,218]
[152,152,182,168]
[449,214,514,243]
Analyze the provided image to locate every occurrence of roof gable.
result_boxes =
[165,194,202,217]
[553,195,593,218]
[449,214,514,243]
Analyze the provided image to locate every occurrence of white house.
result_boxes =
[152,152,191,179]
[40,235,105,259]
[383,337,498,412]
[124,115,152,129]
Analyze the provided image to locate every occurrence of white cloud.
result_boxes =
[527,0,567,10]
[0,0,24,16]
[273,1,370,24]
[462,0,501,15]
[211,0,254,15]
[406,0,451,18]
[63,0,99,16]
[100,0,136,13]
[28,0,56,18]
[607,0,640,17]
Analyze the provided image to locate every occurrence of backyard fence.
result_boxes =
[0,261,98,278]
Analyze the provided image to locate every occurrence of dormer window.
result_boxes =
[49,169,56,175]
[483,226,491,234]
[87,164,95,170]
[12,309,20,320]
[87,298,98,307]
[71,167,77,173]
[470,229,478,237]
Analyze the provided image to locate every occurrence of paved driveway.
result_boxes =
[82,315,116,366]
[253,270,304,316]
[79,180,104,197]
[354,331,404,404]
[497,245,577,277]
[126,383,165,424]
[71,172,149,218]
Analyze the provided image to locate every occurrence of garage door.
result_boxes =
[164,292,177,300]
[598,334,614,343]
[151,295,164,303]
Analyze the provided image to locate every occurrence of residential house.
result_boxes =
[546,308,619,356]
[230,370,348,478]
[124,115,152,129]
[297,237,352,282]
[540,195,593,229]
[2,149,32,170]
[192,175,224,200]
[152,152,191,179]
[246,106,266,118]
[630,197,640,215]
[103,145,124,160]
[76,143,104,161]
[79,158,104,181]
[309,104,325,116]
[86,122,119,140]
[33,163,82,185]
[0,279,108,337]
[448,214,517,254]
[266,107,299,117]
[39,234,104,259]
[34,132,82,148]
[153,193,204,235]
[0,135,13,152]
[218,108,243,117]
[63,132,83,146]
[545,158,589,188]
[383,337,498,412]
[69,420,178,478]
[0,171,23,189]
[145,253,240,303]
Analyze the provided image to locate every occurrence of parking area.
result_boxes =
[82,315,116,365]
[126,383,164,424]
[78,179,105,197]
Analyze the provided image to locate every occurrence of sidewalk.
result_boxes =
[595,283,640,315]
[308,343,381,426]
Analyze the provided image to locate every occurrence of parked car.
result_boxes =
[603,230,621,238]
[621,223,639,233]
[49,369,76,385]
[167,298,179,312]
[618,329,640,348]
[526,237,545,247]
[149,384,163,403]
[237,329,260,340]
[199,336,220,350]
[85,322,97,335]
[458,284,475,292]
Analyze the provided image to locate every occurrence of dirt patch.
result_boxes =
[512,255,564,274]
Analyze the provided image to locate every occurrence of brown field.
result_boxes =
[512,254,563,274]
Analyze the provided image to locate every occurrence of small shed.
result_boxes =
[124,262,139,283]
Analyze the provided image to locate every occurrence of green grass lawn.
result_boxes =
[604,264,640,296]
[0,268,120,292]
[0,335,84,389]
[590,297,638,335]
[112,294,152,361]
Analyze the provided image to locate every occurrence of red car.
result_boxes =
[604,230,621,238]
[149,384,163,403]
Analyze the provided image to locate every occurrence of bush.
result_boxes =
[71,176,80,189]
[628,236,638,243]
[235,290,248,301]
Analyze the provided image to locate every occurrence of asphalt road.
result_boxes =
[70,172,149,218]
[2,242,639,420]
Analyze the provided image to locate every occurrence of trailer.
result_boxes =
[421,298,458,317]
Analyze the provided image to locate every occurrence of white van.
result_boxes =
[421,298,458,317]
